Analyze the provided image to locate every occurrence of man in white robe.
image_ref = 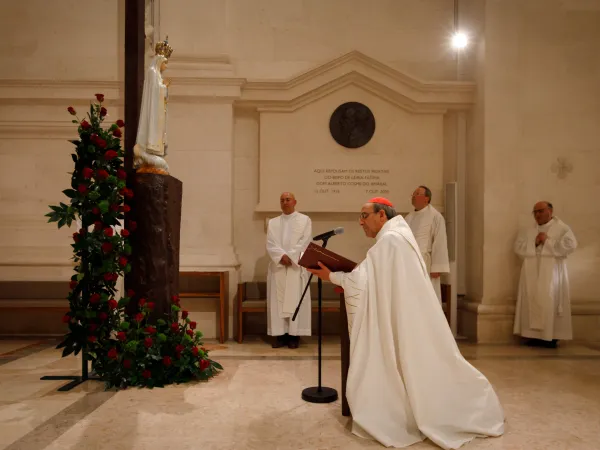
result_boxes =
[308,197,504,449]
[513,201,577,348]
[404,185,450,303]
[266,192,312,349]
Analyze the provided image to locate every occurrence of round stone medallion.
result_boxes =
[329,102,376,149]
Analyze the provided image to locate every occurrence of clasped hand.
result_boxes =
[279,255,293,267]
[535,232,548,246]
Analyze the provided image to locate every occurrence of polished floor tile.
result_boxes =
[1,337,599,450]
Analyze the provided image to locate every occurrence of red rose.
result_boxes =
[113,128,122,138]
[163,356,172,367]
[95,93,105,102]
[77,184,88,194]
[182,310,189,319]
[199,359,210,371]
[120,204,131,213]
[101,242,113,253]
[171,322,179,332]
[96,169,109,180]
[135,313,144,323]
[72,232,79,243]
[108,347,118,359]
[127,289,135,297]
[146,302,155,311]
[117,331,127,341]
[116,119,125,128]
[186,329,194,337]
[129,221,137,231]
[144,326,157,335]
[67,106,76,115]
[142,369,151,379]
[116,169,127,180]
[103,272,115,282]
[79,228,86,236]
[144,337,153,348]
[104,150,118,160]
[123,359,132,369]
[100,107,107,117]
[190,321,197,330]
[192,346,199,356]
[87,335,97,343]
[103,227,114,237]
[89,324,98,332]
[118,256,128,267]
[125,189,134,199]
[94,221,103,231]
[108,299,118,310]
[81,120,91,130]
[98,312,108,321]
[110,204,119,212]
[96,138,107,149]
[82,167,93,179]
[90,293,101,304]
[69,280,77,290]
[92,207,101,215]
[121,229,130,237]
[175,344,185,354]
[139,298,146,307]
[62,314,71,323]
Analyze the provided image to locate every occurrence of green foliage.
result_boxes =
[48,97,222,389]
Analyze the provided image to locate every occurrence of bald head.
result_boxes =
[280,192,297,215]
[533,201,553,225]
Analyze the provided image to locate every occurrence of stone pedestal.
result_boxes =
[126,173,182,322]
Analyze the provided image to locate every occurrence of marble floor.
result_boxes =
[1,336,600,450]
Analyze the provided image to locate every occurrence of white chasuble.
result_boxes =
[266,212,312,336]
[404,205,450,302]
[513,217,577,341]
[329,216,504,449]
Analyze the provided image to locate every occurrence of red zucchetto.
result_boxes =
[368,197,394,207]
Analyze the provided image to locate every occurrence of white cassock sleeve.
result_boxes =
[266,221,285,265]
[287,218,312,265]
[514,228,535,258]
[430,214,450,273]
[330,265,368,336]
[541,227,577,258]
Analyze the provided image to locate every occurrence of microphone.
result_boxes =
[313,227,344,241]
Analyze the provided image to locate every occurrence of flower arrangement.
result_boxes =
[47,94,222,388]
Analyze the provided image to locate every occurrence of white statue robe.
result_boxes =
[330,216,504,449]
[513,217,577,342]
[134,54,169,172]
[404,205,450,303]
[266,212,312,336]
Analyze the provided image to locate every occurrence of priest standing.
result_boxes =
[266,192,312,349]
[513,201,577,348]
[404,185,450,303]
[307,197,504,449]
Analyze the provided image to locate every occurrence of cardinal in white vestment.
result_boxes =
[266,192,312,349]
[513,201,577,348]
[308,197,504,449]
[404,185,450,303]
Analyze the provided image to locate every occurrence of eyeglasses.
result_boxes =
[359,212,377,220]
[532,208,547,215]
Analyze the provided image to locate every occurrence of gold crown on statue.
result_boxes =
[155,36,173,59]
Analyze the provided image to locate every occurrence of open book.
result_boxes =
[298,242,357,273]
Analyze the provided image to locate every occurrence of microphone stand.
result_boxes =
[293,236,338,404]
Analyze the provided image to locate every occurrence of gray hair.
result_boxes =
[373,203,397,220]
[419,185,432,203]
